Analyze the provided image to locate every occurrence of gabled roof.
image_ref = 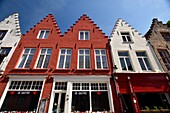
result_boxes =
[110,18,143,39]
[23,14,62,36]
[0,13,21,36]
[64,14,108,38]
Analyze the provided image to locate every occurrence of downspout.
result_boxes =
[127,76,140,113]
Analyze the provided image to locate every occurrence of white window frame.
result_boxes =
[78,49,90,69]
[57,49,72,69]
[0,76,46,113]
[36,48,52,68]
[37,30,50,39]
[17,48,36,68]
[120,32,132,43]
[136,51,152,71]
[118,51,133,71]
[48,76,114,113]
[94,49,108,69]
[79,31,90,40]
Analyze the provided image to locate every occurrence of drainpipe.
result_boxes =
[127,76,141,113]
[113,76,124,113]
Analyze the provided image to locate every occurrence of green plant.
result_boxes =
[153,106,159,110]
[145,106,150,110]
[167,20,170,27]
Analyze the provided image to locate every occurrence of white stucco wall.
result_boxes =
[0,13,21,74]
[110,19,163,73]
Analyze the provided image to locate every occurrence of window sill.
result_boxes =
[53,69,71,73]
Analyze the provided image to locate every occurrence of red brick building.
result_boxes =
[0,14,115,113]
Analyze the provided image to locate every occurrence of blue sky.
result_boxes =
[0,0,169,36]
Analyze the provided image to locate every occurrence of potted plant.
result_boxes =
[151,106,160,113]
[159,106,170,113]
[141,106,151,113]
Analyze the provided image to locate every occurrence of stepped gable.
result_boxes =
[145,18,170,39]
[0,13,21,36]
[110,18,144,39]
[64,14,108,38]
[23,14,62,37]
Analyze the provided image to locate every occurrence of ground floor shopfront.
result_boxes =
[114,73,170,113]
[0,75,115,113]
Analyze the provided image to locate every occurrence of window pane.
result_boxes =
[126,58,133,70]
[39,30,44,38]
[85,32,89,40]
[85,50,89,54]
[44,31,49,38]
[24,49,30,54]
[72,91,90,112]
[138,58,146,70]
[30,49,35,54]
[102,56,108,68]
[127,36,131,42]
[122,36,126,42]
[85,56,90,68]
[36,55,44,68]
[67,49,72,54]
[58,55,65,68]
[80,32,84,40]
[65,56,71,68]
[79,50,84,54]
[144,58,152,70]
[61,49,65,54]
[24,55,33,68]
[18,55,27,68]
[95,50,100,54]
[43,55,50,68]
[136,52,146,56]
[41,49,46,54]
[96,56,101,68]
[47,49,52,54]
[79,56,84,68]
[120,58,126,70]
[92,92,110,111]
[118,52,128,56]
[101,50,106,54]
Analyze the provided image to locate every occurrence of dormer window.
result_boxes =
[79,31,90,40]
[121,32,132,42]
[38,30,50,39]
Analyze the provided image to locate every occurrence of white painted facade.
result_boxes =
[109,19,163,73]
[0,13,21,74]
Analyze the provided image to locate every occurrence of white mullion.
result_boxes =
[83,31,85,40]
[100,50,103,69]
[84,50,86,68]
[22,49,30,68]
[42,30,46,39]
[124,56,128,70]
[41,49,47,68]
[142,57,148,70]
[63,50,67,68]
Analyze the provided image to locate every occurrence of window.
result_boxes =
[78,49,90,69]
[95,49,108,69]
[36,48,52,68]
[118,51,133,71]
[58,49,72,69]
[0,30,8,40]
[0,47,11,64]
[72,82,110,112]
[18,48,36,68]
[121,32,132,42]
[0,80,43,112]
[161,32,170,41]
[38,30,50,39]
[136,51,152,71]
[158,49,170,70]
[79,31,90,40]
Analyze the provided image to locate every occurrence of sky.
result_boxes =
[0,0,170,36]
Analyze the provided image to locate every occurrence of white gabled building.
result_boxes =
[109,19,170,113]
[110,18,163,73]
[0,13,21,75]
